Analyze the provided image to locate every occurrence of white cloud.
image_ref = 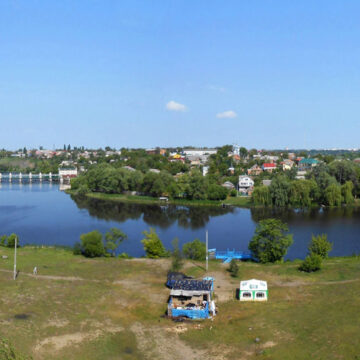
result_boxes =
[216,110,237,119]
[166,100,187,112]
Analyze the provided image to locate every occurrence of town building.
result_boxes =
[222,181,235,190]
[247,164,263,176]
[238,175,254,192]
[262,163,277,172]
[183,148,217,157]
[298,158,319,171]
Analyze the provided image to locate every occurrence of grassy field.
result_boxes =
[0,247,359,359]
[81,192,252,208]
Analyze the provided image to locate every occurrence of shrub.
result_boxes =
[170,238,183,272]
[248,219,293,263]
[118,252,132,259]
[182,239,206,260]
[299,253,322,272]
[228,259,239,277]
[6,234,19,248]
[73,242,82,255]
[308,234,332,259]
[230,189,237,197]
[80,230,105,258]
[141,228,168,258]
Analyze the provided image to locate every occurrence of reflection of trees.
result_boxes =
[250,206,357,225]
[71,195,233,229]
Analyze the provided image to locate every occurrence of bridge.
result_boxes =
[0,171,75,183]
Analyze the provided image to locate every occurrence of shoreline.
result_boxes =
[67,190,360,209]
[67,190,253,208]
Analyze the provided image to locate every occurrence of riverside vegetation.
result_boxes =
[0,246,359,359]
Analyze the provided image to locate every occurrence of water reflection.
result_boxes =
[250,206,360,225]
[71,195,234,230]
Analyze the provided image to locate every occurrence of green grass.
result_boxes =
[0,247,359,359]
[71,191,254,208]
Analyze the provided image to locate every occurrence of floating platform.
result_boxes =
[209,248,254,263]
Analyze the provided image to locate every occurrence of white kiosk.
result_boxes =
[239,279,268,301]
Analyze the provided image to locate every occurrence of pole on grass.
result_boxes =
[206,230,208,272]
[13,236,17,280]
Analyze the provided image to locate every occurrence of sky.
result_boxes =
[1,0,360,150]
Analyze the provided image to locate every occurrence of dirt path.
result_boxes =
[131,322,206,360]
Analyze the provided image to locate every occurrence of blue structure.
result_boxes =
[169,298,209,319]
[210,248,254,263]
[167,278,215,320]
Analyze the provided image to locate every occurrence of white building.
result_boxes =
[238,175,254,189]
[202,166,209,176]
[239,279,268,301]
[59,168,78,179]
[183,149,217,157]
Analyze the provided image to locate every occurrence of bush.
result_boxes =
[5,234,19,248]
[80,230,105,258]
[228,259,239,277]
[141,228,168,258]
[73,242,82,255]
[230,189,237,197]
[118,252,132,259]
[182,239,206,260]
[308,234,332,259]
[299,253,322,272]
[248,219,293,263]
[170,238,183,272]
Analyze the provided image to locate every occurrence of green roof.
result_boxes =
[299,158,318,164]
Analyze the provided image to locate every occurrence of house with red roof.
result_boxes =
[262,163,277,173]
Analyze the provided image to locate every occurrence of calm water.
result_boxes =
[0,183,360,259]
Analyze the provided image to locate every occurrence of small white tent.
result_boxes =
[239,279,268,301]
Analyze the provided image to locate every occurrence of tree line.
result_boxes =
[253,161,359,207]
[71,163,228,201]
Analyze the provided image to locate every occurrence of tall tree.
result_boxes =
[248,219,293,263]
[104,228,127,256]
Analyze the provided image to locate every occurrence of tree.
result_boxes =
[182,239,206,260]
[80,230,105,258]
[325,184,342,206]
[252,186,271,206]
[207,184,228,200]
[6,234,19,248]
[170,238,183,271]
[240,147,248,158]
[308,234,332,259]
[248,219,293,263]
[228,259,239,277]
[104,228,127,256]
[141,228,168,258]
[290,180,313,207]
[269,176,291,207]
[341,181,354,205]
[299,253,322,272]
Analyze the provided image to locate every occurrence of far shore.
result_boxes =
[67,190,360,209]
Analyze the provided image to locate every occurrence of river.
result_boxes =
[0,183,359,259]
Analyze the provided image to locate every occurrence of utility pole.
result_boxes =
[206,230,208,272]
[13,237,17,280]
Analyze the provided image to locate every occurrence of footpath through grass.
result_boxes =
[0,247,359,359]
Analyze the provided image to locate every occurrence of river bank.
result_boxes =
[0,246,359,359]
[69,190,360,209]
[68,190,253,207]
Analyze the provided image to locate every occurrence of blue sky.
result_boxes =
[1,1,360,150]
